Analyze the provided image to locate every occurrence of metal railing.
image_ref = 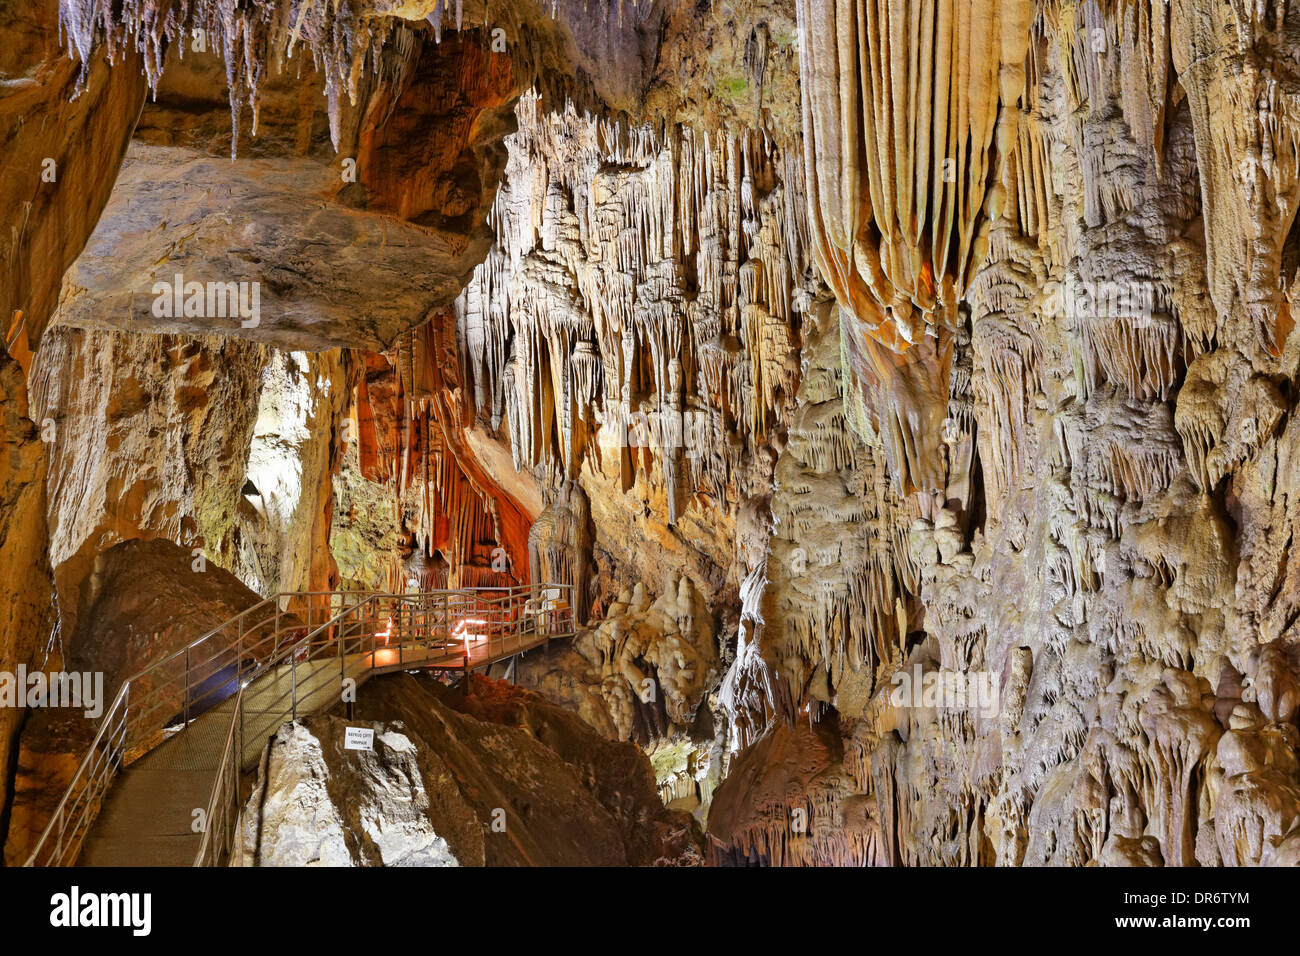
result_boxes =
[25,583,575,867]
[192,684,245,868]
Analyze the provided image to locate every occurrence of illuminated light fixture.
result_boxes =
[452,617,487,650]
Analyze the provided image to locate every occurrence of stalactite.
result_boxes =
[455,90,810,530]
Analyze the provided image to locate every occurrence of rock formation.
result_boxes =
[4,537,265,865]
[236,673,703,866]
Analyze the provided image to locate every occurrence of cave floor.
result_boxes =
[78,657,370,866]
[76,638,551,865]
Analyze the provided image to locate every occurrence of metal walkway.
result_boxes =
[24,584,575,867]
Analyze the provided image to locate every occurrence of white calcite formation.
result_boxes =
[574,576,720,742]
[235,349,350,594]
[236,720,461,867]
[706,0,1300,867]
[236,674,705,866]
[456,88,813,603]
[27,326,350,614]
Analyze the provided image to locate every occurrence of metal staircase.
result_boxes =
[24,584,575,868]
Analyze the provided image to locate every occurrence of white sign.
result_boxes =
[344,727,374,751]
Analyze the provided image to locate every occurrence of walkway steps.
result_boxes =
[70,600,567,867]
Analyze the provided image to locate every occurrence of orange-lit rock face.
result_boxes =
[0,0,147,354]
[0,0,139,833]
[51,30,519,351]
[0,352,54,851]
[343,314,532,591]
[358,35,515,228]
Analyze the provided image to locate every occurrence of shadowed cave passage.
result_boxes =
[1,0,1300,872]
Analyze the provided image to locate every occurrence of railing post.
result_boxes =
[184,645,191,724]
[368,598,375,670]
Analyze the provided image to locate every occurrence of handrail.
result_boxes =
[24,583,575,867]
[117,587,537,688]
[192,683,243,867]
